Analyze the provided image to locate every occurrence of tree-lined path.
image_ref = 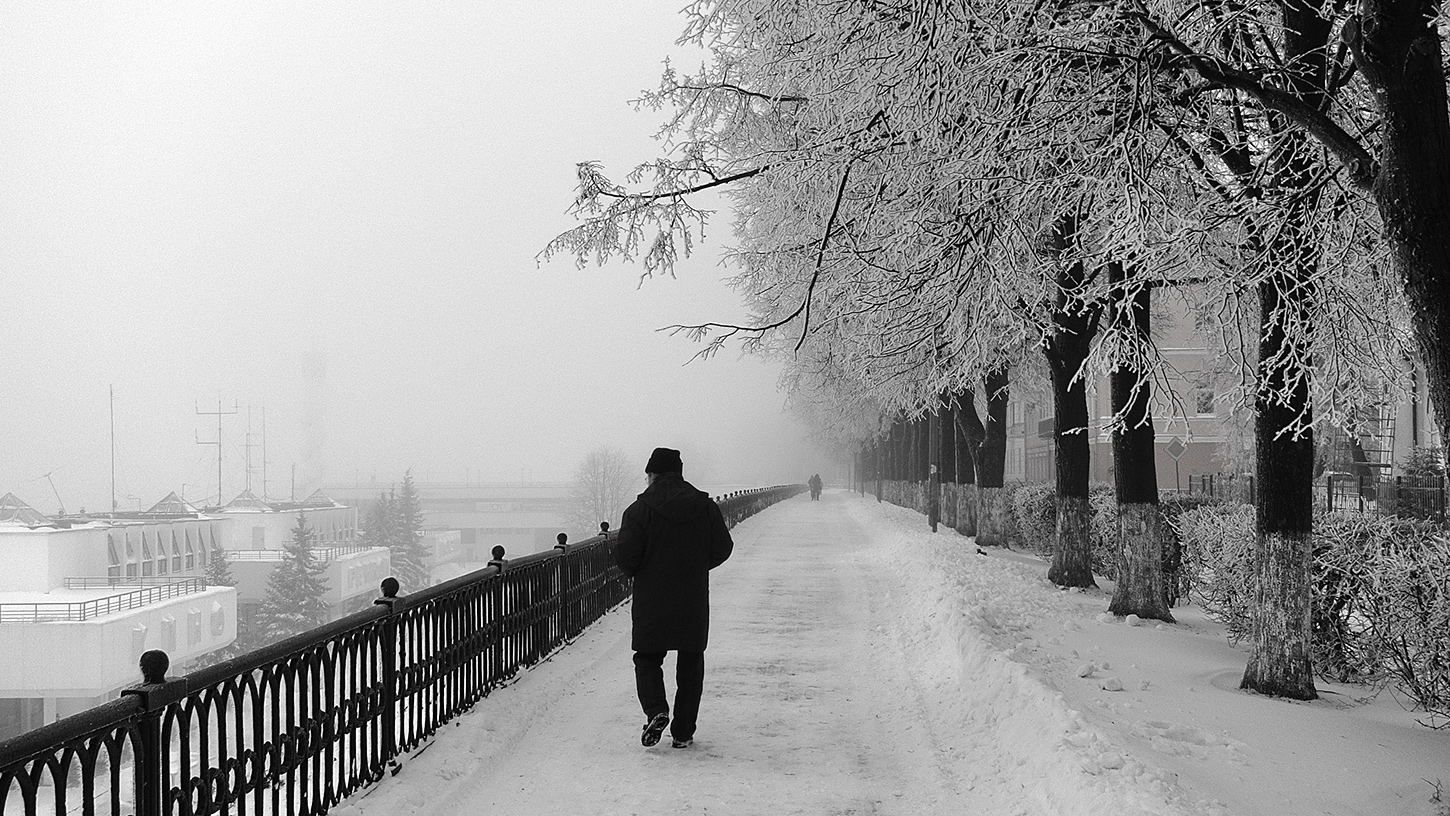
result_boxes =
[331,493,1444,816]
[335,492,991,815]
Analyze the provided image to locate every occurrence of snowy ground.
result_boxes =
[336,491,1450,816]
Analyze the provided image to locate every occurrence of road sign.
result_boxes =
[1165,437,1187,460]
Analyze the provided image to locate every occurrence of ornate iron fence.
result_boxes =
[0,484,804,816]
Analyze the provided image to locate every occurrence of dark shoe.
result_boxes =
[641,712,670,747]
[671,737,693,749]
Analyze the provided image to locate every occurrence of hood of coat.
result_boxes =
[636,475,711,523]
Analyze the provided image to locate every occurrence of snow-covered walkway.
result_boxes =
[335,491,1449,816]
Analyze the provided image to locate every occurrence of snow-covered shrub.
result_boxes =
[1178,505,1450,722]
[1314,512,1450,723]
[1087,484,1119,580]
[1173,503,1255,642]
[1159,493,1234,605]
[1011,482,1057,557]
[1012,482,1139,580]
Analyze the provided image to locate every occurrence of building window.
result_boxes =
[141,533,154,577]
[211,602,226,637]
[1196,387,1215,415]
[107,535,121,580]
[172,532,183,572]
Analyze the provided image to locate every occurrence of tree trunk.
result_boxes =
[939,394,958,529]
[980,368,1009,488]
[1046,341,1097,588]
[965,370,1011,545]
[950,388,980,536]
[1355,0,1450,453]
[1045,256,1100,589]
[1104,262,1173,621]
[1243,261,1319,698]
[927,409,942,531]
[1240,0,1325,700]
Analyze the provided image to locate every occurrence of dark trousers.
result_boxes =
[633,650,705,741]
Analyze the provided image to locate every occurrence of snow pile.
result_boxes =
[852,500,1214,816]
[856,497,1449,816]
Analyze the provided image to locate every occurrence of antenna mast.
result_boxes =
[196,397,239,506]
[110,385,116,512]
[242,406,261,493]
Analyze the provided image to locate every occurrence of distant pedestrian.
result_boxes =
[808,473,823,500]
[615,447,734,749]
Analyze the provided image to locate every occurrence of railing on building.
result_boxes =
[225,546,379,562]
[0,483,805,816]
[0,579,207,624]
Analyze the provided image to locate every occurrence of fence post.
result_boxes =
[553,534,570,649]
[373,577,401,775]
[121,650,187,816]
[1325,475,1333,513]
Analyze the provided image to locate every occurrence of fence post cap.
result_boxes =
[139,649,169,683]
[488,545,507,571]
[123,651,188,709]
[373,576,404,610]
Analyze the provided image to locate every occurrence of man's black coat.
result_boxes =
[615,474,734,652]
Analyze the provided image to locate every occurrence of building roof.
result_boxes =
[143,491,200,517]
[224,489,270,512]
[300,489,341,509]
[0,493,51,527]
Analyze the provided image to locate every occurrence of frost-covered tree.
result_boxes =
[568,447,638,535]
[544,0,1418,692]
[391,472,431,592]
[253,513,330,643]
[361,491,397,551]
[1134,0,1450,457]
[204,545,235,588]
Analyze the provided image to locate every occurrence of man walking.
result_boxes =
[615,447,734,749]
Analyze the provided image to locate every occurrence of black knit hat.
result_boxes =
[645,447,683,474]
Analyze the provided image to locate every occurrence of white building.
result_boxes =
[322,481,572,562]
[214,489,388,621]
[0,493,238,739]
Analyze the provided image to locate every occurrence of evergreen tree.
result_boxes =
[204,545,236,587]
[254,512,331,643]
[391,472,431,592]
[361,491,397,551]
[195,545,246,665]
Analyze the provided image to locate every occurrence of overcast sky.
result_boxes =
[0,1,833,513]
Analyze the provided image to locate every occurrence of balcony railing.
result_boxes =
[225,545,379,562]
[0,579,207,623]
[0,484,805,816]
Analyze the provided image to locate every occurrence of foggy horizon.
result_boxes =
[0,2,836,514]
